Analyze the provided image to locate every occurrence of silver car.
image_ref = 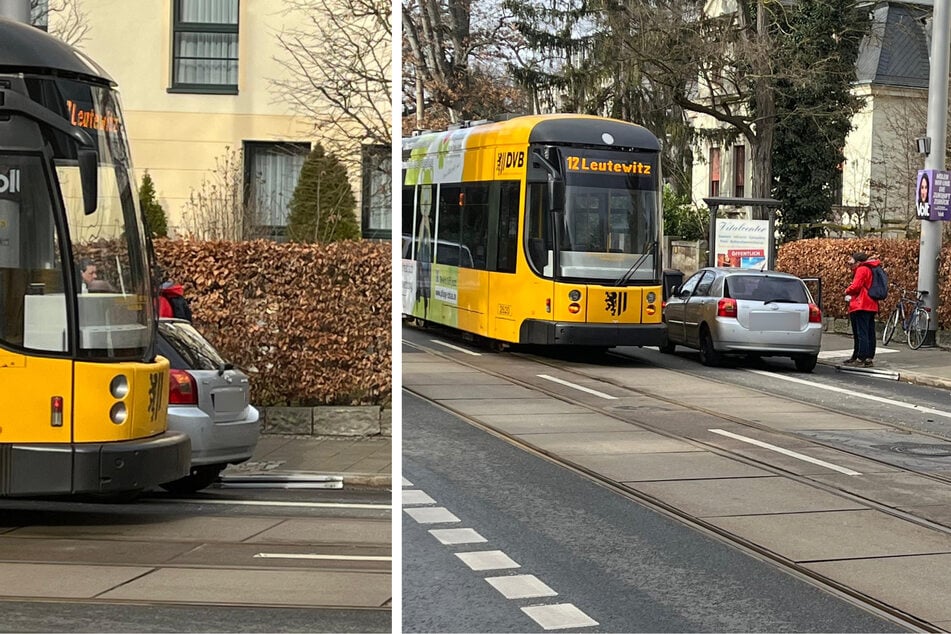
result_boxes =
[157,319,260,493]
[661,267,822,372]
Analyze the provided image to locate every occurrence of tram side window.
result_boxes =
[437,185,462,266]
[0,156,68,353]
[496,182,520,273]
[460,183,489,269]
[402,183,415,259]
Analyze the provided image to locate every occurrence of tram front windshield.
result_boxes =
[525,149,660,283]
[0,76,153,361]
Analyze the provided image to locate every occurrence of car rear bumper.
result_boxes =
[713,320,822,355]
[168,405,260,467]
[0,431,191,497]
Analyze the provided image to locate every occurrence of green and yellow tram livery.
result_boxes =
[402,114,666,348]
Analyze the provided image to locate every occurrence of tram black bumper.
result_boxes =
[520,320,667,347]
[0,431,191,497]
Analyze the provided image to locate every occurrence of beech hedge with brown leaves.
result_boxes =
[776,238,951,327]
[153,239,391,407]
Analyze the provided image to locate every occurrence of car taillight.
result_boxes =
[808,303,822,323]
[169,369,197,405]
[717,298,737,318]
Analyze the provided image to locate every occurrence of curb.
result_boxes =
[897,371,951,391]
[343,473,393,489]
[820,357,951,391]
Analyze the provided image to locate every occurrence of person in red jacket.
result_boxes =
[844,251,881,367]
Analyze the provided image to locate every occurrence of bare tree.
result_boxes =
[31,0,89,46]
[403,0,527,127]
[179,148,273,241]
[271,0,391,160]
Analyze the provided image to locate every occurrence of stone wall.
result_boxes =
[261,405,392,437]
[669,239,707,276]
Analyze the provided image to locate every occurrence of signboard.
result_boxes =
[714,218,769,269]
[916,169,951,221]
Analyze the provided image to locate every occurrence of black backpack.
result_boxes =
[868,265,888,301]
[168,295,192,321]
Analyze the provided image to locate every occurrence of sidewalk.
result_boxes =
[819,328,951,389]
[222,434,392,489]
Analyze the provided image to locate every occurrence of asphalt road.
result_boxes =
[402,389,906,633]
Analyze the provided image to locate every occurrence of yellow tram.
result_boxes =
[0,17,189,496]
[401,114,666,348]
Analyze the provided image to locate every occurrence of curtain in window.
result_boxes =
[250,147,307,227]
[180,0,238,24]
[175,33,238,85]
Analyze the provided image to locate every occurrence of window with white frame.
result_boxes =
[243,141,310,240]
[361,144,391,240]
[171,0,239,94]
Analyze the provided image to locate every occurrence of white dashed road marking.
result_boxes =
[430,339,482,356]
[538,374,618,400]
[709,428,862,476]
[456,550,521,571]
[429,528,487,545]
[522,603,600,630]
[402,478,413,487]
[406,484,597,628]
[254,553,391,561]
[746,368,951,420]
[486,574,558,599]
[404,507,461,524]
[157,499,391,510]
[402,489,436,505]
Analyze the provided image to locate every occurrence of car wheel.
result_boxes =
[698,327,721,367]
[793,354,818,373]
[160,465,225,494]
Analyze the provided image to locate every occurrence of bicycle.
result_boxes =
[882,287,931,349]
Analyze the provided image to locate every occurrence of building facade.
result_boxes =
[689,0,931,237]
[44,0,391,240]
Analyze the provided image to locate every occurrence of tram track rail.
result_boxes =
[404,333,951,632]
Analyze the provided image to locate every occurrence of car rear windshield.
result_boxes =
[158,321,228,371]
[724,276,809,303]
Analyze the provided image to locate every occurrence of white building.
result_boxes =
[689,0,931,236]
[41,0,391,240]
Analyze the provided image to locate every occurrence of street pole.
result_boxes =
[0,0,30,22]
[917,0,951,344]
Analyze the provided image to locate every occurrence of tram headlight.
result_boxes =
[646,292,657,303]
[110,402,127,425]
[568,302,581,314]
[568,289,582,302]
[110,375,129,399]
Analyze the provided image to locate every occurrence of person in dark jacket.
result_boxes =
[844,251,881,367]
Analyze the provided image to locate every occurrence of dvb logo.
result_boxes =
[0,169,20,195]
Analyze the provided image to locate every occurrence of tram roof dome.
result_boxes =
[0,17,113,85]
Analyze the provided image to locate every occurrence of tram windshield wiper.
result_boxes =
[615,240,657,287]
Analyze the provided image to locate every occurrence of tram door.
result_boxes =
[0,155,74,444]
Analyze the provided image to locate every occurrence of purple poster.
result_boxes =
[916,169,951,221]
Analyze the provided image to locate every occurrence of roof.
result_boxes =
[0,17,113,84]
[856,2,931,88]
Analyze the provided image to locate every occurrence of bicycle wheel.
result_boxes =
[907,307,931,350]
[882,307,900,345]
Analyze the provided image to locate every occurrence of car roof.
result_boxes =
[703,267,801,279]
